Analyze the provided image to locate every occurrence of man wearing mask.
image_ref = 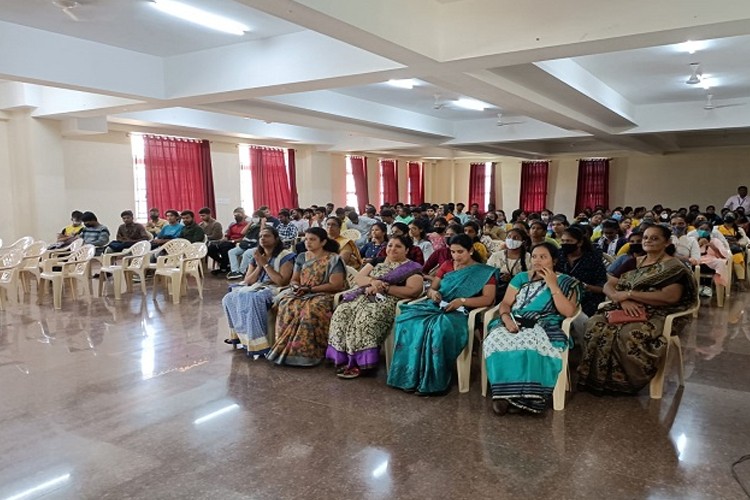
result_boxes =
[704,205,723,226]
[79,211,110,256]
[145,208,167,237]
[208,208,248,275]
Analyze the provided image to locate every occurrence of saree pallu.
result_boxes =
[326,260,423,369]
[387,264,497,394]
[484,273,582,413]
[577,257,697,393]
[267,253,343,367]
[336,236,363,269]
[222,251,294,356]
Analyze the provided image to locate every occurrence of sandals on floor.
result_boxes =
[337,367,361,379]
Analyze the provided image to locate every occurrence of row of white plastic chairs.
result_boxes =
[0,237,207,310]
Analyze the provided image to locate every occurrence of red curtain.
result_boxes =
[144,135,216,215]
[350,156,369,213]
[575,159,610,213]
[520,161,549,212]
[288,149,299,208]
[250,146,293,214]
[407,161,424,205]
[380,159,399,205]
[468,162,485,208]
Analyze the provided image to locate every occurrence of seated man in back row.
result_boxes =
[47,210,84,250]
[79,211,110,256]
[151,210,183,248]
[179,210,206,243]
[198,207,223,242]
[108,210,150,253]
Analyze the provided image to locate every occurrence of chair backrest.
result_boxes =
[9,236,34,251]
[345,265,358,288]
[183,243,208,273]
[66,245,95,276]
[190,242,208,259]
[602,253,615,265]
[0,248,24,268]
[123,241,152,270]
[162,238,190,255]
[20,241,47,270]
[341,229,361,242]
[487,240,504,254]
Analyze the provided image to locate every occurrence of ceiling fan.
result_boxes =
[51,0,92,22]
[433,93,447,110]
[704,93,746,110]
[496,113,524,127]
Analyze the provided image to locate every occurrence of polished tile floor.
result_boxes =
[1,278,749,500]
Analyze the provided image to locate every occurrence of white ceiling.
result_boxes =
[1,0,750,158]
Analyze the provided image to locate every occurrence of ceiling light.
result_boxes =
[455,98,489,111]
[701,77,711,90]
[683,40,699,54]
[152,0,249,35]
[387,79,417,89]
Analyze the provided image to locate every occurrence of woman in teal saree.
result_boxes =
[387,234,497,395]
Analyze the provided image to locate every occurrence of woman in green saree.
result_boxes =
[387,234,497,395]
[577,225,697,394]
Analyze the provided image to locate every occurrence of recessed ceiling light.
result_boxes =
[152,0,249,36]
[679,40,707,55]
[387,79,417,89]
[701,77,712,90]
[455,98,489,111]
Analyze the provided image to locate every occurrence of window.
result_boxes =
[483,161,493,209]
[345,156,359,209]
[238,144,254,213]
[130,134,148,222]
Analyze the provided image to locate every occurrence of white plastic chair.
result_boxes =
[0,248,24,310]
[385,296,487,393]
[17,241,47,298]
[0,236,34,253]
[147,238,190,271]
[153,242,206,304]
[98,241,150,300]
[480,305,580,410]
[39,244,95,309]
[649,285,701,399]
[42,238,83,262]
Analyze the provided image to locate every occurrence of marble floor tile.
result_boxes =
[1,276,749,499]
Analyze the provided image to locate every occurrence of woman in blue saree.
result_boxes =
[387,234,497,395]
[483,242,582,415]
[222,227,295,357]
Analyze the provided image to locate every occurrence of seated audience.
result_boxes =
[408,219,434,261]
[423,224,462,277]
[208,208,248,275]
[79,211,110,255]
[697,222,731,292]
[360,222,388,266]
[326,216,362,269]
[145,208,167,237]
[179,210,205,243]
[483,242,582,415]
[427,217,448,251]
[152,210,183,247]
[717,213,748,290]
[198,207,223,242]
[387,234,496,395]
[346,209,376,247]
[549,214,569,242]
[266,228,346,366]
[376,222,424,265]
[276,209,299,248]
[290,208,310,234]
[482,216,505,240]
[108,210,149,253]
[529,220,560,248]
[48,210,84,250]
[670,214,700,266]
[596,219,627,256]
[555,226,607,318]
[578,225,697,394]
[607,230,646,276]
[463,220,488,262]
[487,228,531,300]
[222,227,295,356]
[326,235,424,378]
[227,211,268,279]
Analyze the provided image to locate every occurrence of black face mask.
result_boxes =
[432,226,446,234]
[629,243,644,255]
[560,243,577,255]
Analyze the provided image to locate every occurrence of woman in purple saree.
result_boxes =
[326,235,424,379]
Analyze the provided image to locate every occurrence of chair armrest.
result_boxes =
[561,307,582,337]
[155,254,181,269]
[101,250,130,267]
[482,304,502,339]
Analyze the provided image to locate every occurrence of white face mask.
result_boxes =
[505,238,523,250]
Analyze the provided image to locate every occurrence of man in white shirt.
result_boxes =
[670,215,700,266]
[290,208,309,233]
[724,185,750,212]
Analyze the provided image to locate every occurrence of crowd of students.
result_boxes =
[217,195,746,415]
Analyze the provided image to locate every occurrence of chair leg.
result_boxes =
[480,340,488,398]
[171,276,181,304]
[673,336,685,387]
[52,277,63,310]
[553,350,569,411]
[716,284,725,307]
[383,330,394,373]
[456,344,471,393]
[112,271,123,300]
[138,272,147,295]
[649,340,670,400]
